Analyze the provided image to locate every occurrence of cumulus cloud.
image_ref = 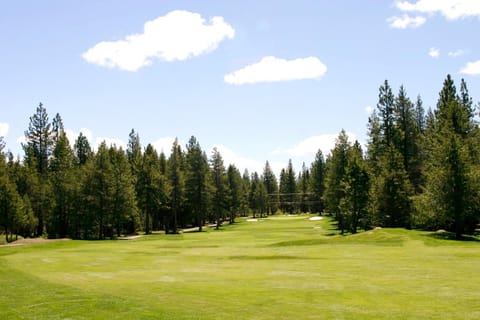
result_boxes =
[224,56,327,85]
[387,14,426,29]
[16,136,26,145]
[211,144,264,173]
[95,137,127,150]
[395,0,480,20]
[152,137,176,156]
[365,106,374,115]
[460,60,480,75]
[428,47,440,58]
[448,49,466,57]
[0,122,9,137]
[273,132,358,158]
[83,10,235,71]
[65,128,93,146]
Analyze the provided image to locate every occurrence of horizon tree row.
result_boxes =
[0,106,325,241]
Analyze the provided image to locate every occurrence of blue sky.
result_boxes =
[1,0,480,175]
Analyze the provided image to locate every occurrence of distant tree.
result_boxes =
[51,113,64,143]
[74,132,92,166]
[324,130,350,231]
[393,86,423,192]
[309,150,325,213]
[0,136,5,155]
[82,142,114,239]
[262,161,279,215]
[109,146,138,236]
[24,103,53,175]
[184,136,209,231]
[210,147,228,229]
[278,160,297,214]
[298,162,310,213]
[226,164,242,223]
[49,132,76,238]
[0,155,24,242]
[240,169,251,217]
[417,75,479,238]
[340,141,369,233]
[167,138,184,234]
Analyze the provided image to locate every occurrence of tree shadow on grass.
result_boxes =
[423,231,480,242]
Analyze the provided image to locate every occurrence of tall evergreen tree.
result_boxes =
[109,146,138,237]
[278,160,297,214]
[49,132,76,238]
[210,147,228,229]
[340,141,369,233]
[167,138,184,234]
[309,149,325,213]
[324,130,350,230]
[24,103,53,175]
[74,132,92,166]
[262,161,279,215]
[226,164,242,223]
[298,163,311,213]
[418,75,478,238]
[184,136,209,231]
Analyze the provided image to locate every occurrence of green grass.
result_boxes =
[1,215,480,319]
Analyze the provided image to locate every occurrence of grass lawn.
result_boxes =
[1,215,479,319]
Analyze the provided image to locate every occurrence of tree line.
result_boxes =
[324,75,479,239]
[0,75,479,241]
[0,105,324,241]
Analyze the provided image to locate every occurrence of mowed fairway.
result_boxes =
[1,215,479,319]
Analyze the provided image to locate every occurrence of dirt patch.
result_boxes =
[1,238,71,247]
[118,235,144,240]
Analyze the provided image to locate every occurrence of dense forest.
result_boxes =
[0,75,479,241]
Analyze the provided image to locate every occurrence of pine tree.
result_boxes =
[167,138,184,234]
[279,160,297,214]
[340,141,369,233]
[210,147,228,229]
[309,150,325,213]
[226,164,242,223]
[262,161,279,215]
[24,104,55,235]
[418,75,478,238]
[298,163,310,213]
[0,155,25,242]
[74,132,92,166]
[49,132,76,238]
[109,146,138,237]
[184,136,209,231]
[324,130,350,231]
[24,103,53,175]
[82,142,115,239]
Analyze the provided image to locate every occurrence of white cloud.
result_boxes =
[224,56,327,85]
[365,106,374,115]
[65,128,93,149]
[0,122,9,137]
[211,144,265,173]
[448,49,466,57]
[95,137,127,150]
[396,0,480,20]
[387,14,426,29]
[16,136,26,145]
[273,132,358,158]
[83,10,235,71]
[460,60,480,75]
[428,47,440,58]
[152,137,176,156]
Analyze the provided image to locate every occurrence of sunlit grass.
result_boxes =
[1,215,479,319]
